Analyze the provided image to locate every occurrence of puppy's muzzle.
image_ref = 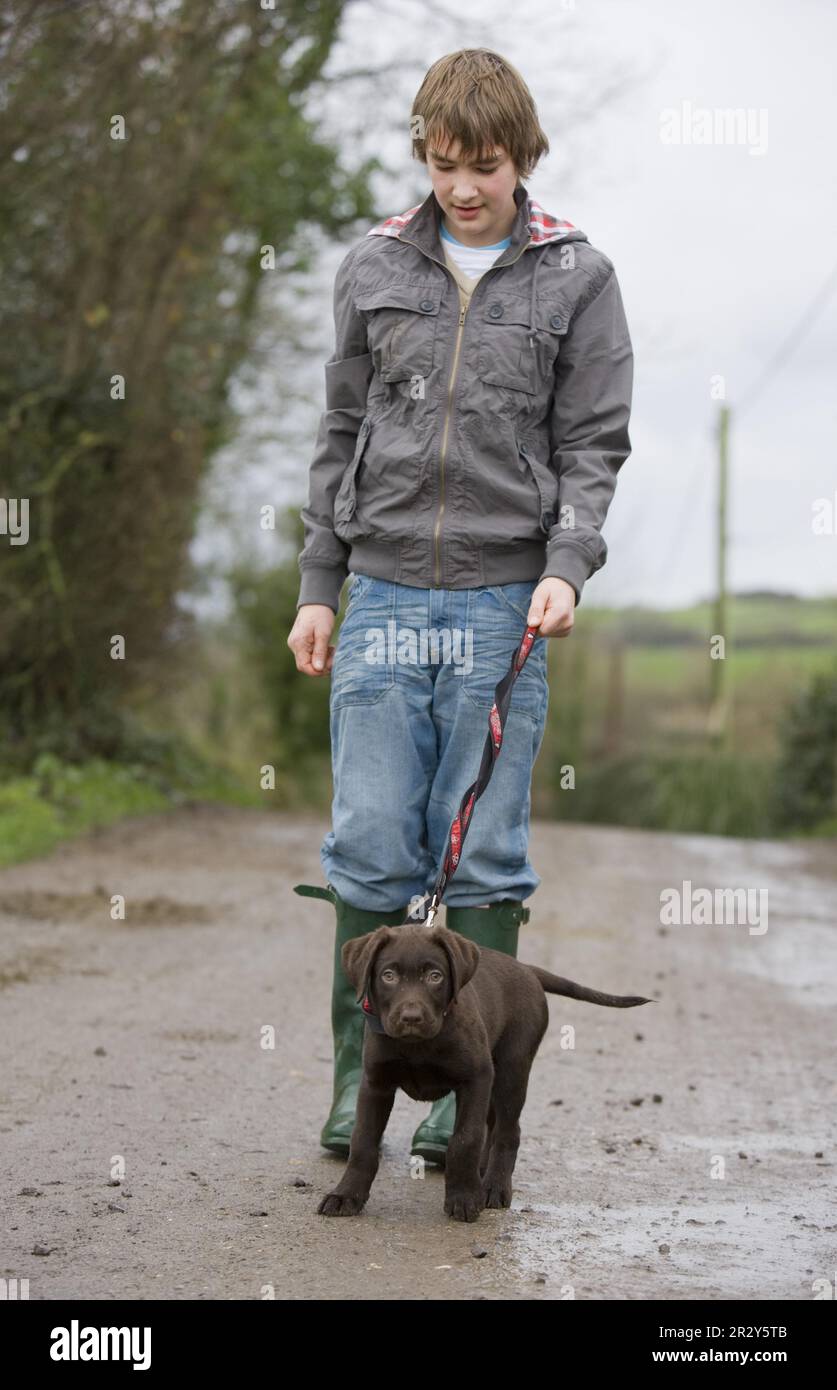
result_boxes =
[389,1002,441,1039]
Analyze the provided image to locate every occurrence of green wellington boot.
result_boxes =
[294,883,408,1155]
[409,899,530,1167]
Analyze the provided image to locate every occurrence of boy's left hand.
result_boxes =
[527,577,576,638]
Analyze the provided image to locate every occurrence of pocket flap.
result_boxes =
[537,301,571,334]
[479,295,533,328]
[354,283,441,316]
[480,297,571,334]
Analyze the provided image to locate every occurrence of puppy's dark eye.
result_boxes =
[380,968,398,983]
[427,970,444,984]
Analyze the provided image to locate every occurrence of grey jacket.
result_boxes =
[296,182,633,612]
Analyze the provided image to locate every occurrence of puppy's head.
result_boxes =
[342,925,481,1040]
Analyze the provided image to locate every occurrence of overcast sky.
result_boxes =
[196,0,837,611]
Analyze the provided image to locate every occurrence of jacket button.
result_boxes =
[488,302,504,319]
[549,312,564,329]
[418,299,435,313]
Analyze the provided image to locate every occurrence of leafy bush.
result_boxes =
[773,665,837,832]
[228,534,334,784]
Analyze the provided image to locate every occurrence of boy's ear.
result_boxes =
[342,927,397,1004]
[430,926,480,1005]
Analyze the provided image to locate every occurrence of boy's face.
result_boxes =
[426,133,520,248]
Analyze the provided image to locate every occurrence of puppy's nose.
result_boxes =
[399,1006,424,1026]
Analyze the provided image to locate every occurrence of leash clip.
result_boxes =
[425,891,441,930]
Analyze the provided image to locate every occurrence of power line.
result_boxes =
[652,435,712,590]
[736,257,837,415]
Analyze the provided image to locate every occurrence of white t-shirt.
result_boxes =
[439,222,512,280]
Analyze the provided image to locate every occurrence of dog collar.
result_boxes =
[360,996,387,1034]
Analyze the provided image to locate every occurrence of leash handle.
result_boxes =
[425,620,541,917]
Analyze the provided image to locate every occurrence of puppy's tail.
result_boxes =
[528,965,653,1009]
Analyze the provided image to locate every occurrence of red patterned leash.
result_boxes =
[413,621,541,931]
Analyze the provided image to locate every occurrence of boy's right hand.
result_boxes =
[287,604,337,677]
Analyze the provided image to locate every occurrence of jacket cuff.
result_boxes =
[297,564,347,614]
[538,543,593,608]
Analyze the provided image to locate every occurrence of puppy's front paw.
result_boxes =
[444,1186,484,1223]
[317,1190,366,1217]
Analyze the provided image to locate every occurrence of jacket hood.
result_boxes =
[367,184,586,247]
[366,184,589,347]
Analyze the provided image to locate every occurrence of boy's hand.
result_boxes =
[527,577,576,638]
[288,604,337,676]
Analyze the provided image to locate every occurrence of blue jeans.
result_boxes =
[321,574,549,912]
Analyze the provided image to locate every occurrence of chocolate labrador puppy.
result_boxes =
[317,924,652,1223]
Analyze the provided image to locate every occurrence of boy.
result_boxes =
[288,49,633,1164]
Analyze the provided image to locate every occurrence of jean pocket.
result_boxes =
[332,579,396,708]
[346,572,374,609]
[488,580,540,624]
[462,586,548,725]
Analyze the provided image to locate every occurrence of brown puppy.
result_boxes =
[317,924,652,1223]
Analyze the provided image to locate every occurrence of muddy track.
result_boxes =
[1,805,835,1300]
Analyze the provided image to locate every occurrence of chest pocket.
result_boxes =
[478,297,569,394]
[355,283,441,383]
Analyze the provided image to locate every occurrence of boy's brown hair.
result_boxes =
[410,49,550,183]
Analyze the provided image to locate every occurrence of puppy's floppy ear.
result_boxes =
[430,926,480,1006]
[342,927,397,1005]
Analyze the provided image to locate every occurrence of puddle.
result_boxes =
[727,922,837,1005]
[675,837,818,871]
[503,1198,836,1298]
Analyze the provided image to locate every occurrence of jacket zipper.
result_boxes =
[398,236,533,586]
[434,301,466,585]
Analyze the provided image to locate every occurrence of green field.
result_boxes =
[2,592,835,865]
[532,593,837,835]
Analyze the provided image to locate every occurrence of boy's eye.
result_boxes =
[436,163,496,175]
